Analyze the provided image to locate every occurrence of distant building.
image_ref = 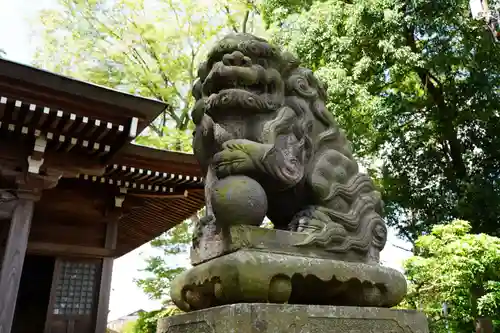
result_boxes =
[107,310,145,332]
[469,0,500,40]
[470,0,486,19]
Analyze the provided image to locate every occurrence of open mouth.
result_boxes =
[199,62,284,114]
[205,78,274,96]
[202,63,276,97]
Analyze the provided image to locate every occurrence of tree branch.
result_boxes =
[149,122,164,136]
[80,9,175,116]
[224,5,239,32]
[248,0,260,14]
[399,222,417,246]
[242,10,250,33]
[392,242,414,252]
[123,21,185,126]
[404,21,467,183]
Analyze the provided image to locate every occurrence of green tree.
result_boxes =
[122,320,138,333]
[134,307,182,333]
[134,126,193,153]
[262,0,500,242]
[135,218,193,301]
[403,220,500,333]
[33,0,264,137]
[133,125,201,301]
[33,0,265,302]
[134,129,196,300]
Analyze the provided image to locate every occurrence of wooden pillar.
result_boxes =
[95,220,118,333]
[0,199,35,333]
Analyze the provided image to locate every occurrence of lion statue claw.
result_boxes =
[191,33,387,264]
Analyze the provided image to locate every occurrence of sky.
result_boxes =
[0,0,413,322]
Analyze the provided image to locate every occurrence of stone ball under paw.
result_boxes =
[211,175,267,227]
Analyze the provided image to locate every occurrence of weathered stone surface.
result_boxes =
[179,33,408,310]
[191,225,379,265]
[172,249,407,312]
[191,33,388,264]
[157,303,429,333]
[211,175,268,227]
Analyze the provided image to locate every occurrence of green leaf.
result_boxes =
[263,0,500,242]
[403,220,500,332]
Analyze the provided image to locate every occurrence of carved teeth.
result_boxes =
[203,64,273,97]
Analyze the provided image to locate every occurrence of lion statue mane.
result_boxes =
[190,33,387,264]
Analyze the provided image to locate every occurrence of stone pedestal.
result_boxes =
[171,226,407,312]
[157,303,429,333]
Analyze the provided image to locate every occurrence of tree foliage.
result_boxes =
[135,219,192,301]
[403,220,500,333]
[33,0,264,302]
[263,0,500,242]
[135,104,193,297]
[33,0,264,135]
[133,307,182,333]
[111,306,181,333]
[121,320,138,333]
[134,128,195,300]
[134,126,193,153]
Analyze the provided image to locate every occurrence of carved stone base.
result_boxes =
[171,249,407,312]
[190,225,380,266]
[157,304,429,333]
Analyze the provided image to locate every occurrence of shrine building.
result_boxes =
[0,59,205,333]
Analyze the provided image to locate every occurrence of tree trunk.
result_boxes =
[475,317,494,333]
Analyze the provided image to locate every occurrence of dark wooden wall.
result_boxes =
[12,255,55,333]
[3,253,105,333]
[29,217,106,248]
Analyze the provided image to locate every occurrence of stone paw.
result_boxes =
[289,207,331,233]
[212,139,257,178]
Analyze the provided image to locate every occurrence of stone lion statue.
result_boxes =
[191,33,387,264]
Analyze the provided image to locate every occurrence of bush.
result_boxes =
[134,307,182,333]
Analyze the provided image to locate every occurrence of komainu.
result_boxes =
[191,33,387,263]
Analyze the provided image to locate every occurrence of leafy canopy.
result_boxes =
[403,220,500,333]
[263,0,500,242]
[135,219,192,301]
[133,307,182,333]
[30,0,263,303]
[33,0,265,136]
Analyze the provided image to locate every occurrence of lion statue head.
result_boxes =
[190,33,331,124]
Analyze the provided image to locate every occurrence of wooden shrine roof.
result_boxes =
[0,59,166,162]
[0,59,206,257]
[26,142,205,258]
[112,144,202,178]
[103,143,204,256]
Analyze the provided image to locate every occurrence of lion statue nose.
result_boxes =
[222,51,252,67]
